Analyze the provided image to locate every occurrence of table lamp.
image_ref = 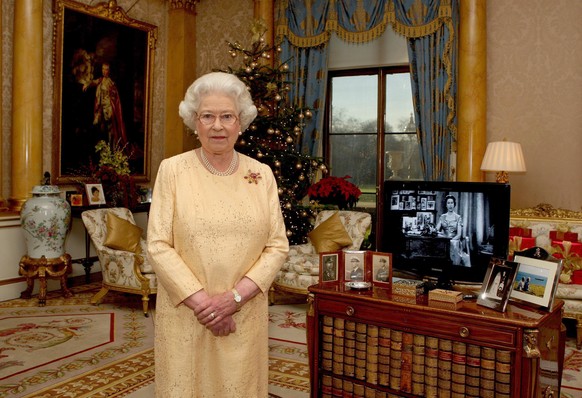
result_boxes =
[480,140,526,183]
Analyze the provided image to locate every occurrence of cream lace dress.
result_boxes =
[147,150,289,397]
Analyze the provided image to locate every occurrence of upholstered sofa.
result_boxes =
[509,204,582,348]
[269,210,372,304]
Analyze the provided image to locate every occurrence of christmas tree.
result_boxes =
[221,21,328,244]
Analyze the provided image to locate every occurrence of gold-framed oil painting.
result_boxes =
[52,0,157,184]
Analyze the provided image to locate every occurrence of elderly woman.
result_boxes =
[147,72,289,397]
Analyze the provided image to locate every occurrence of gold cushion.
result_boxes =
[104,212,143,253]
[308,212,352,253]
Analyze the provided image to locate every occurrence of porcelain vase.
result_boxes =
[20,185,71,259]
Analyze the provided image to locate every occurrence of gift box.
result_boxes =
[509,236,536,251]
[509,227,532,238]
[393,279,425,297]
[549,230,578,242]
[551,240,582,257]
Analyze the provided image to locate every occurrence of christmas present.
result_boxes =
[393,279,425,297]
[552,240,582,257]
[549,230,578,242]
[428,289,463,304]
[509,236,536,251]
[509,227,532,238]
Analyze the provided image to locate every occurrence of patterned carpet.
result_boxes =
[0,284,154,398]
[1,285,579,398]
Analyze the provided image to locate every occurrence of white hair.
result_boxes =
[178,72,258,131]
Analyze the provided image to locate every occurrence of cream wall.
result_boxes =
[0,0,580,209]
[486,0,582,211]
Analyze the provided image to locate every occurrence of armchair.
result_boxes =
[270,210,372,304]
[81,208,157,316]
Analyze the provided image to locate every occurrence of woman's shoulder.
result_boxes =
[161,150,195,166]
[238,153,274,175]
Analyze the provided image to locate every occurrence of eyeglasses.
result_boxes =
[196,112,239,126]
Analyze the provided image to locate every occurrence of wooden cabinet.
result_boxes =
[307,285,564,398]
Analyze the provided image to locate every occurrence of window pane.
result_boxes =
[330,134,377,198]
[384,134,423,180]
[385,73,414,132]
[331,75,377,134]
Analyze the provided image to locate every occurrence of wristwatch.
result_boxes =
[232,288,242,311]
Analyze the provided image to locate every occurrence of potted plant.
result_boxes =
[307,175,362,209]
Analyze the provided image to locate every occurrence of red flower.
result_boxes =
[307,175,362,208]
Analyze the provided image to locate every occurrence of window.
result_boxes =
[324,67,421,209]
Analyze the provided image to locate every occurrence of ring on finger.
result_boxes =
[210,312,216,320]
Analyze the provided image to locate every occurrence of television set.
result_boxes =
[381,180,511,288]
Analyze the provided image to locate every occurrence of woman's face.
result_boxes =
[195,93,241,155]
[446,198,455,211]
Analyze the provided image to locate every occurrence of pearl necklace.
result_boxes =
[199,149,238,176]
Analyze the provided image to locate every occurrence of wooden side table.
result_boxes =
[19,254,74,305]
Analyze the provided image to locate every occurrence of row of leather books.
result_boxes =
[319,315,513,398]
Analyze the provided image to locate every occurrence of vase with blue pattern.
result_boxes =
[20,185,71,259]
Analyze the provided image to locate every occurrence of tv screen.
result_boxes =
[381,181,511,287]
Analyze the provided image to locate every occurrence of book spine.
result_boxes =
[366,324,379,385]
[400,332,413,393]
[332,375,343,397]
[465,344,481,397]
[451,341,467,397]
[321,315,334,373]
[344,320,357,378]
[389,330,403,390]
[354,322,368,381]
[495,349,512,398]
[332,317,345,376]
[321,373,333,397]
[412,334,426,396]
[377,327,391,387]
[424,336,439,398]
[437,338,453,398]
[353,382,366,398]
[480,346,496,398]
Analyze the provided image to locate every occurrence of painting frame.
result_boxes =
[477,257,518,312]
[85,183,106,205]
[510,255,562,310]
[52,0,157,184]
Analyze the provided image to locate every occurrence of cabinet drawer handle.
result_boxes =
[459,326,470,338]
[346,306,355,316]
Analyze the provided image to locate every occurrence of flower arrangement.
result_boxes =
[85,141,139,208]
[307,175,362,209]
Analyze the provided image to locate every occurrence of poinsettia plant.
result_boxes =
[307,175,362,209]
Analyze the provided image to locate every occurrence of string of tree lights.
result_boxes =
[221,20,328,244]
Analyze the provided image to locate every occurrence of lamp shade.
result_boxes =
[480,141,527,172]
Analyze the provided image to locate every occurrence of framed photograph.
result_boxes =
[52,0,157,184]
[343,250,367,282]
[70,194,84,206]
[319,252,341,284]
[85,183,106,205]
[477,257,518,312]
[390,194,400,210]
[369,251,393,288]
[510,255,563,310]
[427,200,435,210]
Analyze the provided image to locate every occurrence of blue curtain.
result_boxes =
[280,41,328,156]
[276,0,458,180]
[395,0,458,181]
